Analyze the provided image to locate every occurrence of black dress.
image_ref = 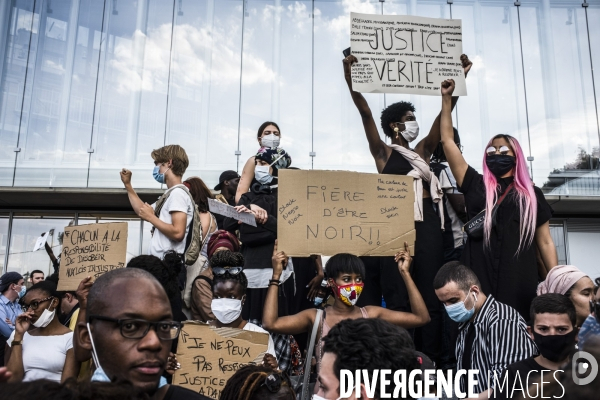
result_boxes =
[358,150,445,364]
[459,166,553,319]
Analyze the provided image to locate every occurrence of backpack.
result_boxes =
[153,185,202,266]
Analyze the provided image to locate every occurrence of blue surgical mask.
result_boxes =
[255,165,273,185]
[18,285,26,299]
[153,165,170,184]
[445,290,477,323]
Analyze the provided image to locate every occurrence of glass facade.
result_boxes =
[0,0,598,191]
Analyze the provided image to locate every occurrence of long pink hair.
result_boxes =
[482,134,536,255]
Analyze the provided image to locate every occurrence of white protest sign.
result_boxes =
[350,13,466,96]
[208,199,257,227]
[33,232,49,252]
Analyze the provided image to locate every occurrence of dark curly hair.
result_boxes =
[322,318,419,399]
[0,378,150,400]
[380,101,416,138]
[126,253,180,300]
[210,250,248,292]
[220,365,295,400]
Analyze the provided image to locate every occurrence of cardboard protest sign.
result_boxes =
[277,170,415,257]
[173,322,269,399]
[350,13,466,96]
[208,199,257,227]
[57,222,127,291]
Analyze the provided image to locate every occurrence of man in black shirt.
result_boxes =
[76,268,209,400]
[213,170,240,230]
[486,294,577,399]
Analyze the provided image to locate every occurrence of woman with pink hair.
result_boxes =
[439,79,558,319]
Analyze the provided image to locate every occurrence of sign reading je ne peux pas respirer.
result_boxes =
[350,12,466,96]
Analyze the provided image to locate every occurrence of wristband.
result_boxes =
[11,340,22,346]
[268,282,280,287]
[269,279,281,284]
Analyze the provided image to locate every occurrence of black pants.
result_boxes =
[356,256,410,312]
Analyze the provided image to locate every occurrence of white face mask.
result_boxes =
[254,165,274,185]
[261,134,280,148]
[211,298,243,324]
[33,304,56,328]
[400,121,420,142]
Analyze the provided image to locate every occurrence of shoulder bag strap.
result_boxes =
[495,183,514,207]
[300,309,323,400]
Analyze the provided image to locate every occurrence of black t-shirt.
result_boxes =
[163,385,211,400]
[491,357,557,399]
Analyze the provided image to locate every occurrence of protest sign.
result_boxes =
[208,199,257,227]
[33,231,49,252]
[277,170,415,257]
[57,222,127,291]
[350,12,466,96]
[173,322,269,399]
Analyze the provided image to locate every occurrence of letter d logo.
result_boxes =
[572,351,599,386]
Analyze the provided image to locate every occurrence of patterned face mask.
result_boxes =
[332,282,364,306]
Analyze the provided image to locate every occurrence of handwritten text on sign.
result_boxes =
[350,13,466,96]
[173,323,268,399]
[57,222,128,291]
[277,170,416,257]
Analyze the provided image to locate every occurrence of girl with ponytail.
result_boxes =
[439,79,558,319]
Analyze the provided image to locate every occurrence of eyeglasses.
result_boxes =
[261,372,291,393]
[21,296,53,312]
[212,266,243,276]
[88,315,182,340]
[486,145,511,156]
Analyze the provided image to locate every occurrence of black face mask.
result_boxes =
[485,154,516,177]
[533,330,577,362]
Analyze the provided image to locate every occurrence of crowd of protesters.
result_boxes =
[0,53,599,400]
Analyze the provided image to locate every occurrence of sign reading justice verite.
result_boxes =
[350,13,466,96]
[57,222,128,291]
[173,322,268,399]
[277,170,415,257]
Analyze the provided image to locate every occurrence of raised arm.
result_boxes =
[440,79,468,187]
[73,277,93,363]
[236,157,256,204]
[415,54,472,162]
[367,242,430,328]
[262,242,315,335]
[343,55,388,171]
[120,169,144,215]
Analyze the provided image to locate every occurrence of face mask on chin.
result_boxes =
[33,302,56,328]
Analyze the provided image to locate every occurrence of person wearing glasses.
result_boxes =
[5,280,78,382]
[77,268,208,400]
[207,249,278,369]
[220,365,295,400]
[440,78,558,320]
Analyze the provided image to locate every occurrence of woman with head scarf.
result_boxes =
[222,147,294,324]
[190,230,240,322]
[537,265,595,326]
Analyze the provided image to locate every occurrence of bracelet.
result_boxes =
[11,340,22,346]
[269,279,281,284]
[268,282,280,287]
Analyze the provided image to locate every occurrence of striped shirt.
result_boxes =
[456,295,538,394]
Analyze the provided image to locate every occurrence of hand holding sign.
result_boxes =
[394,242,413,275]
[271,240,288,278]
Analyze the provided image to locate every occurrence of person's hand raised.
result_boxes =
[263,353,278,370]
[120,168,132,186]
[343,55,358,85]
[394,242,413,275]
[461,54,473,77]
[441,79,455,97]
[76,276,94,310]
[271,240,287,278]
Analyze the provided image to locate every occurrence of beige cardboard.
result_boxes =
[57,222,128,291]
[277,170,415,257]
[173,322,269,399]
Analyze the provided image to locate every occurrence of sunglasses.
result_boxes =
[21,296,54,312]
[486,145,511,156]
[212,266,243,276]
[261,372,291,393]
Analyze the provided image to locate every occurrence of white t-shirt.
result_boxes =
[8,330,73,382]
[150,185,194,259]
[244,322,277,359]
